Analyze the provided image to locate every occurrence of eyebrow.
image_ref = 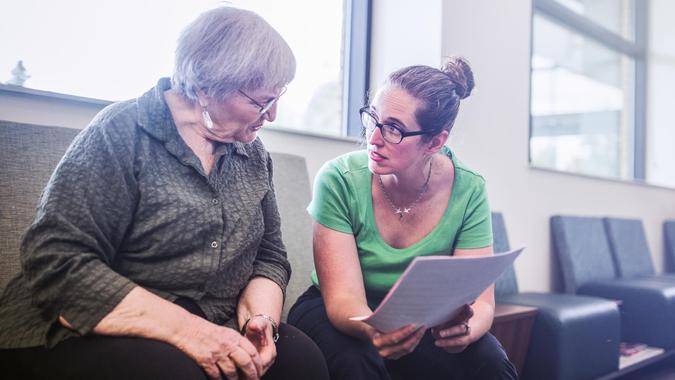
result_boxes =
[368,106,411,131]
[382,116,410,131]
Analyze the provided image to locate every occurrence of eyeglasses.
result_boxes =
[238,87,287,114]
[360,107,432,144]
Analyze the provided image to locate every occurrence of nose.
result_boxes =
[367,125,384,146]
[263,102,278,122]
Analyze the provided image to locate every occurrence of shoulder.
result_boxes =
[68,100,139,155]
[239,138,274,181]
[445,148,486,190]
[320,150,369,178]
[244,137,269,161]
[91,99,138,128]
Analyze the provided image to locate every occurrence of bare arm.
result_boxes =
[313,222,376,341]
[453,246,495,335]
[237,277,284,330]
[432,245,495,352]
[314,222,426,359]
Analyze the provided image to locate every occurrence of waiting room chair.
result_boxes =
[493,213,620,380]
[603,217,675,281]
[551,215,675,349]
[664,220,675,273]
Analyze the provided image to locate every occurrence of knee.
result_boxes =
[473,356,518,380]
[328,342,387,378]
[465,334,518,380]
[272,324,329,380]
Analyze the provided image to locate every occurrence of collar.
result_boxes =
[136,78,249,158]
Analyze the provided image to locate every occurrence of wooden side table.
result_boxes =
[490,304,538,377]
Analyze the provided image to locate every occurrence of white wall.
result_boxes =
[442,0,675,291]
[369,0,442,88]
[1,0,674,293]
[0,89,360,184]
[647,0,675,188]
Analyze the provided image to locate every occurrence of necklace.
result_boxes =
[378,157,433,221]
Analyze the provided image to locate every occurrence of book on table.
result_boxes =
[350,247,523,332]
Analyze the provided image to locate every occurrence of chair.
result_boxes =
[551,215,675,349]
[665,220,675,273]
[493,213,620,380]
[603,217,675,281]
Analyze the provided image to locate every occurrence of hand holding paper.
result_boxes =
[351,248,523,332]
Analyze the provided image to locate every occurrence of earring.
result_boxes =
[201,108,214,129]
[198,97,214,129]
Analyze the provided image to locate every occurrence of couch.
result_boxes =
[0,120,315,320]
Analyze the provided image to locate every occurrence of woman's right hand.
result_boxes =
[370,323,426,360]
[172,315,264,380]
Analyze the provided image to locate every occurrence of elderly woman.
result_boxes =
[0,7,328,380]
[288,58,518,379]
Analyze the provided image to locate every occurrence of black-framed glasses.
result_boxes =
[359,107,431,144]
[238,87,287,114]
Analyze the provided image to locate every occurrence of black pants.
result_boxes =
[0,298,329,380]
[288,287,518,380]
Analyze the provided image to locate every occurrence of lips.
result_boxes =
[369,150,386,162]
[250,124,263,131]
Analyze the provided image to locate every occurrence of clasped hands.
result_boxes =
[370,304,474,359]
[175,314,276,380]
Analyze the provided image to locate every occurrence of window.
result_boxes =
[529,0,646,181]
[0,0,369,138]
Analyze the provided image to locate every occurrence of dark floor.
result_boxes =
[618,355,675,380]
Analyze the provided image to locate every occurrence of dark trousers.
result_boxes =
[0,298,329,380]
[288,286,518,380]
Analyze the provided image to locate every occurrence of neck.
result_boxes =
[382,155,434,197]
[163,89,235,144]
[164,90,218,155]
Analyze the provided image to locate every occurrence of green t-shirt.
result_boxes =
[308,146,493,308]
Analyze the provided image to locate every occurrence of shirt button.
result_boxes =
[211,241,219,249]
[212,198,219,205]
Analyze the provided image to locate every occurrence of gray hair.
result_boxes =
[384,57,475,139]
[172,6,296,102]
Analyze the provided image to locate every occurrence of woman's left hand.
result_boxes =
[243,316,277,375]
[431,304,475,353]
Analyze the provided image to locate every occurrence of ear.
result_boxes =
[196,90,209,108]
[426,130,449,154]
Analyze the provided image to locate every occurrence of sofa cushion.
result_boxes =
[269,152,314,320]
[0,121,80,290]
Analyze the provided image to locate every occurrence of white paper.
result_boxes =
[351,248,524,332]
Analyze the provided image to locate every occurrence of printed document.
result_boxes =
[351,248,523,332]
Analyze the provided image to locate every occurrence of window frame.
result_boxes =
[529,0,647,180]
[0,0,371,141]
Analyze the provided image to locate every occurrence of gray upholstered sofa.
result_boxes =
[0,120,314,320]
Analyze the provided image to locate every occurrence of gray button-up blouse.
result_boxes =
[0,78,291,348]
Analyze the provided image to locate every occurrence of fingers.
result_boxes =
[373,325,426,359]
[431,304,474,339]
[257,340,278,373]
[244,318,270,347]
[216,359,238,380]
[433,321,472,354]
[432,321,471,340]
[434,333,470,353]
[372,324,417,347]
[237,337,263,374]
[228,347,260,380]
[454,304,474,323]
